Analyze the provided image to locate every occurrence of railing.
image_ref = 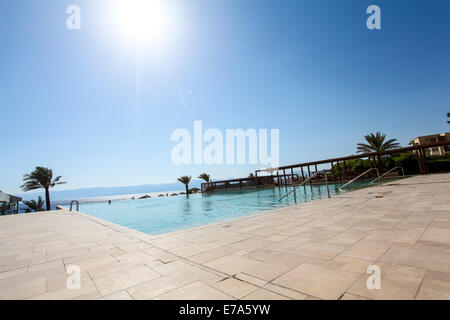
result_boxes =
[369,166,405,185]
[69,200,79,212]
[339,168,380,191]
[279,170,330,201]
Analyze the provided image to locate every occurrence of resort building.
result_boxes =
[0,190,22,215]
[411,133,450,156]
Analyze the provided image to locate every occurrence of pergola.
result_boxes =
[0,191,22,215]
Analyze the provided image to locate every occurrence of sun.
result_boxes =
[115,0,169,41]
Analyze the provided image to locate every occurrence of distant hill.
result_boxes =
[17,180,205,201]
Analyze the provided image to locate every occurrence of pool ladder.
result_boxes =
[369,166,405,184]
[279,170,330,201]
[69,200,79,212]
[339,166,406,191]
[339,168,380,191]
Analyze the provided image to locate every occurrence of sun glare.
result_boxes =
[115,0,169,41]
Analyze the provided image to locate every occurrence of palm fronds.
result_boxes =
[357,132,401,154]
[198,173,210,183]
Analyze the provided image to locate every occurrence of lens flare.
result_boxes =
[115,0,169,41]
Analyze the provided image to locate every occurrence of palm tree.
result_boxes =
[21,167,66,211]
[177,176,191,197]
[357,132,401,154]
[23,196,45,213]
[198,173,210,183]
[248,173,255,178]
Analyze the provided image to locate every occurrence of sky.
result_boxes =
[1,0,449,194]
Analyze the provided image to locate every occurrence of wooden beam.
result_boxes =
[276,171,281,188]
[331,162,336,182]
[343,159,347,181]
[422,149,429,174]
[307,166,312,185]
[255,140,450,173]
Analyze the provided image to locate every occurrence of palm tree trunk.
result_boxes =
[185,184,189,197]
[45,188,51,211]
[376,155,382,172]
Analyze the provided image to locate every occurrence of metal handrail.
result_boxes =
[369,166,405,184]
[279,170,330,201]
[69,200,79,212]
[339,168,380,191]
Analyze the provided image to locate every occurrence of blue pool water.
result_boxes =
[80,181,374,235]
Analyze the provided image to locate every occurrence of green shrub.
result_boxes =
[428,159,450,173]
[330,152,449,177]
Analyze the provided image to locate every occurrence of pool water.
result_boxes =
[80,181,375,235]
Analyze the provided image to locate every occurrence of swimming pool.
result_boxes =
[79,181,374,235]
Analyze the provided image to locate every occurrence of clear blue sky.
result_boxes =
[1,0,449,194]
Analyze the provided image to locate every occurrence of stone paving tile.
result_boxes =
[114,251,157,265]
[325,229,369,246]
[339,239,393,261]
[47,247,91,262]
[27,260,66,277]
[234,273,268,287]
[288,241,347,260]
[127,273,198,300]
[420,228,450,248]
[74,290,102,300]
[377,262,426,288]
[264,236,310,252]
[273,263,361,300]
[100,290,134,300]
[380,245,450,273]
[29,279,98,300]
[141,247,178,263]
[245,248,284,262]
[327,256,374,274]
[212,278,258,299]
[365,228,424,245]
[429,221,450,229]
[263,283,308,300]
[188,247,239,264]
[93,265,161,296]
[415,270,450,300]
[240,253,324,282]
[228,238,275,252]
[154,281,234,300]
[347,275,419,300]
[0,275,46,300]
[204,255,262,276]
[46,270,91,292]
[241,288,290,300]
[64,248,125,264]
[67,254,117,272]
[340,293,370,300]
[0,267,27,280]
[153,260,225,284]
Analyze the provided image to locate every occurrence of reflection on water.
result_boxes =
[80,181,376,235]
[201,200,213,214]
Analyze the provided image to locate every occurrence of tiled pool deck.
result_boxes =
[1,173,450,300]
